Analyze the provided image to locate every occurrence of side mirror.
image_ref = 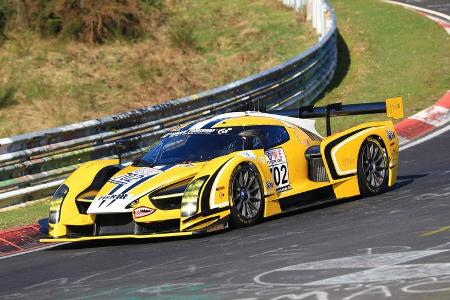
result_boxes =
[114,139,128,164]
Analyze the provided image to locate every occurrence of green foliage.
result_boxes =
[38,13,63,37]
[170,20,197,50]
[5,0,149,43]
[0,84,17,108]
[0,0,11,43]
[141,0,165,9]
[137,65,162,81]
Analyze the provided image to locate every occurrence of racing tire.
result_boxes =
[229,163,264,227]
[357,136,389,196]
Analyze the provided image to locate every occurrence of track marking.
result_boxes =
[400,124,450,151]
[254,250,450,286]
[422,226,450,237]
[0,243,67,260]
[384,0,450,21]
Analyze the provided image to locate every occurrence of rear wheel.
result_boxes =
[357,137,389,196]
[229,164,264,227]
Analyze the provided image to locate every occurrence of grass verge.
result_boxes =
[313,0,450,134]
[0,198,49,230]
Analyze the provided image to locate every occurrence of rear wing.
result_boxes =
[272,97,404,136]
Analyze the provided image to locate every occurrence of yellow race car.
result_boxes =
[41,97,403,243]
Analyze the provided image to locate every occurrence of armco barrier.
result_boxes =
[0,0,337,208]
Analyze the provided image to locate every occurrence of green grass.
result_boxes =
[0,199,49,230]
[313,0,450,135]
[0,0,315,137]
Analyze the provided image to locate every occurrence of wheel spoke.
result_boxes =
[247,175,255,188]
[245,202,252,217]
[240,201,247,216]
[370,172,376,186]
[376,166,385,172]
[364,167,370,176]
[250,192,261,201]
[243,170,249,186]
[239,172,244,187]
[248,186,259,193]
[236,199,243,212]
[247,201,258,213]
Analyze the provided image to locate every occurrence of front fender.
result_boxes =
[49,159,120,237]
[180,150,276,231]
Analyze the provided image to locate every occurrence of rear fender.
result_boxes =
[321,121,399,197]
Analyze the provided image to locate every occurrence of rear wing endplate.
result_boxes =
[272,97,404,136]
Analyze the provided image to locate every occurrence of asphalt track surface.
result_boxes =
[0,128,449,300]
[391,0,450,16]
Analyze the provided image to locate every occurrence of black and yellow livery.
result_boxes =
[41,97,404,243]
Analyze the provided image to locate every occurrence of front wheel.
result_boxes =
[229,164,264,227]
[357,137,389,196]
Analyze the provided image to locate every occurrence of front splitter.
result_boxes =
[40,231,194,243]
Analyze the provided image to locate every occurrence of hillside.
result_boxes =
[0,0,316,137]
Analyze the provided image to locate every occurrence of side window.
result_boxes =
[262,126,290,149]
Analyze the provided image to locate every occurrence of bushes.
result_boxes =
[3,0,161,43]
[0,0,11,43]
[170,20,197,50]
[37,0,144,43]
[0,84,17,108]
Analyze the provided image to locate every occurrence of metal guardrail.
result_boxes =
[0,0,337,208]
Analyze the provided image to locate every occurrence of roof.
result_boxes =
[188,111,322,137]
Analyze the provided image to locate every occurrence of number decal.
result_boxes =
[281,164,288,184]
[265,148,291,192]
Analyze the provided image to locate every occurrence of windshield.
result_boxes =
[136,134,245,165]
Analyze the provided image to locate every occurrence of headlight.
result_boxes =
[181,177,208,217]
[49,184,69,224]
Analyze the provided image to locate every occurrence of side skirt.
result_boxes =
[277,186,336,212]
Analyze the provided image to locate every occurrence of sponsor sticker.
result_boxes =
[164,128,217,138]
[96,193,129,202]
[133,206,155,218]
[217,128,232,134]
[265,148,291,192]
[386,130,396,141]
[266,181,274,189]
[241,151,257,159]
[109,168,162,185]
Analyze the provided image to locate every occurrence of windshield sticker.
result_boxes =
[265,148,291,192]
[217,128,233,134]
[164,128,217,138]
[163,127,240,138]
